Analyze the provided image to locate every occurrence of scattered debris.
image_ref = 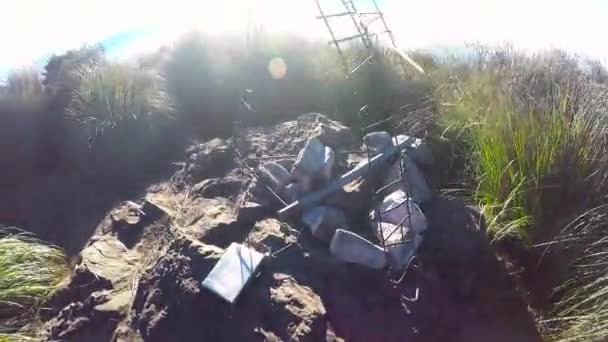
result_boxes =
[278,134,416,218]
[201,243,266,304]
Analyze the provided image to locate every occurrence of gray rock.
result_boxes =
[395,134,433,166]
[292,137,326,176]
[257,162,290,192]
[283,183,302,203]
[383,155,433,204]
[330,229,387,269]
[363,131,393,155]
[312,119,353,148]
[291,171,314,193]
[302,206,348,243]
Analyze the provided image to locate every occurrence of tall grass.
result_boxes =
[434,48,608,242]
[541,204,608,341]
[0,229,69,325]
[431,46,608,341]
[0,334,37,342]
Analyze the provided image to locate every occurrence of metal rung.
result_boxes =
[316,11,355,19]
[334,33,367,44]
[348,54,374,75]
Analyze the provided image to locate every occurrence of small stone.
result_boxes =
[330,229,387,270]
[258,162,290,192]
[302,206,348,243]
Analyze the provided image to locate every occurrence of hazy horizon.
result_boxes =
[2,0,607,76]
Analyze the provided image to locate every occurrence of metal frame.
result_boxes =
[315,0,425,76]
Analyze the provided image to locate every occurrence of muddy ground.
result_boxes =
[22,113,541,341]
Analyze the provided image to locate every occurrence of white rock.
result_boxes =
[373,221,424,271]
[302,206,348,243]
[370,190,427,233]
[257,162,290,192]
[330,229,387,270]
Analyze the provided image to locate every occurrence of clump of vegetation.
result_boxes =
[429,46,608,341]
[0,229,69,325]
[67,62,172,128]
[540,204,608,341]
[433,47,608,242]
[2,69,44,99]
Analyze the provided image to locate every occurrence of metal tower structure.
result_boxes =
[315,0,424,76]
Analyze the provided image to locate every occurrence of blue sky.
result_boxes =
[1,0,608,76]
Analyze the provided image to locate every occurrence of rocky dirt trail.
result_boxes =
[36,113,542,341]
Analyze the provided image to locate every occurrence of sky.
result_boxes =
[1,0,608,75]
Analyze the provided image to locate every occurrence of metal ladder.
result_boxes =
[315,0,424,76]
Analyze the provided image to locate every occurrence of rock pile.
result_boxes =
[31,113,541,342]
[256,128,434,272]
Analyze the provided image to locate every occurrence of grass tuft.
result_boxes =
[0,229,69,323]
[66,62,172,128]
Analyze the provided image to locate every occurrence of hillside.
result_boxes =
[1,31,608,342]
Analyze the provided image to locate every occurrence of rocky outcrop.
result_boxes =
[38,113,541,342]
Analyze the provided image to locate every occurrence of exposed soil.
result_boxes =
[16,113,541,341]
